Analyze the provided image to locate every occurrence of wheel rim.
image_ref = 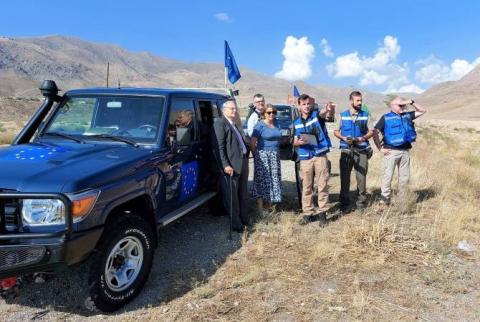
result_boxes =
[104,236,144,292]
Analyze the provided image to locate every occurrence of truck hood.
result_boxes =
[0,142,156,193]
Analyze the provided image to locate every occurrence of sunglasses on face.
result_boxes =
[266,111,277,115]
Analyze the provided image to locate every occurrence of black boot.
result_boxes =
[318,212,327,227]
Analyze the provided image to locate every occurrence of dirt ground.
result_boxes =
[0,122,479,321]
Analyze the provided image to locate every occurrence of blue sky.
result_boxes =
[1,0,479,93]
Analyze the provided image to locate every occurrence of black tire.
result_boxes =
[88,215,155,312]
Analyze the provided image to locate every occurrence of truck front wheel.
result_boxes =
[88,215,155,312]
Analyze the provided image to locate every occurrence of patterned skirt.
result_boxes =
[252,149,282,203]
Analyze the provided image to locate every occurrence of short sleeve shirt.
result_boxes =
[252,121,281,151]
[375,111,416,150]
[338,109,373,131]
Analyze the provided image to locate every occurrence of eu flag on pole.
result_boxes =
[293,85,300,98]
[225,40,241,84]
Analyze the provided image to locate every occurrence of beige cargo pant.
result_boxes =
[381,149,410,201]
[300,155,330,215]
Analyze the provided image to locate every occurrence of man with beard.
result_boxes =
[334,91,374,212]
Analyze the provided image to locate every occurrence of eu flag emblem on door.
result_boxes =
[180,161,199,201]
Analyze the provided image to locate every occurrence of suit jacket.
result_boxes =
[212,116,248,175]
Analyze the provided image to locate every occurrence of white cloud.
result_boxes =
[359,70,389,86]
[214,12,232,23]
[326,52,362,77]
[415,56,480,84]
[384,84,424,94]
[327,35,401,81]
[320,38,334,57]
[275,36,315,81]
[363,35,400,70]
[326,35,421,92]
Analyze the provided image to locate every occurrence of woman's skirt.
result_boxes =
[252,149,282,203]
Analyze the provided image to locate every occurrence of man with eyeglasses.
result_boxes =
[212,100,250,232]
[246,93,266,137]
[373,97,426,205]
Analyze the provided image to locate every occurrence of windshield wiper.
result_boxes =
[41,132,85,144]
[85,134,139,147]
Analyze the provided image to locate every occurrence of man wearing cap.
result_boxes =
[373,97,426,205]
[334,91,374,212]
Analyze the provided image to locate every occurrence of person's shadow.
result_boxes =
[3,207,242,316]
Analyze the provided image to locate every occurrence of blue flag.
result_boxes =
[179,160,199,201]
[224,41,241,84]
[293,85,300,97]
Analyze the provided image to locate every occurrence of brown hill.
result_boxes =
[0,35,389,123]
[418,65,480,120]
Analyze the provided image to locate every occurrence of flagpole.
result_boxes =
[224,67,227,88]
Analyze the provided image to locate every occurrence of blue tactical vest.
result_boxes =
[293,111,331,161]
[339,109,370,150]
[383,112,417,147]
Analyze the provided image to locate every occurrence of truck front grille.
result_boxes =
[0,246,46,271]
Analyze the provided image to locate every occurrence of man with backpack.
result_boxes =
[246,94,266,136]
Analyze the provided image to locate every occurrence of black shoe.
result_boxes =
[340,203,350,213]
[318,212,327,227]
[356,203,366,211]
[379,196,390,206]
[299,215,314,225]
[233,225,245,233]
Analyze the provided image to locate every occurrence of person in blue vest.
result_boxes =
[373,97,426,205]
[334,91,374,212]
[293,94,335,226]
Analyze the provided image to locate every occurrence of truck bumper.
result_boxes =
[0,227,103,278]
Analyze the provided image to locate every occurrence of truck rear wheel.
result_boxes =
[88,215,155,312]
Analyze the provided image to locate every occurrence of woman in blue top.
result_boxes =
[251,104,282,214]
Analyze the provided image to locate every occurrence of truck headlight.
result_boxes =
[22,199,65,226]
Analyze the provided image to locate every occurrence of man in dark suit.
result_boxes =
[212,99,249,232]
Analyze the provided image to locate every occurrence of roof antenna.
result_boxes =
[106,62,110,88]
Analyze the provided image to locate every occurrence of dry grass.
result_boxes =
[0,121,478,321]
[111,123,480,321]
[0,122,20,145]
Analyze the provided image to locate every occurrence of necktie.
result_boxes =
[232,123,247,155]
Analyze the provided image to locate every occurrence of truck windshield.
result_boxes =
[43,96,165,143]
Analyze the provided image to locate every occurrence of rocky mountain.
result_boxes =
[418,65,480,120]
[0,35,390,123]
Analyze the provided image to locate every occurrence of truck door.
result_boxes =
[195,99,220,191]
[163,98,200,208]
